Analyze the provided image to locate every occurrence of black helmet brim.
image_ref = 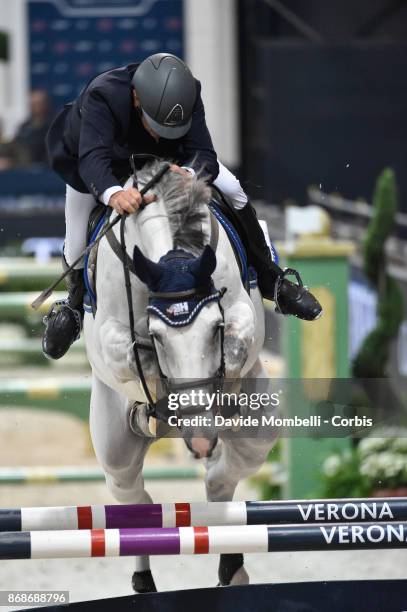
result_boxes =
[141,108,192,140]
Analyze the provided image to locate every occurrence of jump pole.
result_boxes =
[0,463,280,485]
[1,522,407,560]
[0,465,208,485]
[1,498,406,532]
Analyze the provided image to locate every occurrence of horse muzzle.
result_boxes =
[179,416,219,459]
[184,434,218,459]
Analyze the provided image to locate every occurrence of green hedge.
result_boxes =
[352,168,404,378]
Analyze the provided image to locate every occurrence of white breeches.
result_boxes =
[64,161,248,268]
[213,161,248,210]
[64,185,96,268]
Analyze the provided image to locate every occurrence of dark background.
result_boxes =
[238,0,407,209]
[1,0,407,247]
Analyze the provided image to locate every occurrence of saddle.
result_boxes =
[208,186,256,293]
[87,203,109,243]
[83,188,258,317]
[83,204,111,316]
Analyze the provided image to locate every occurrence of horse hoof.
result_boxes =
[217,566,249,587]
[132,570,157,593]
[227,565,250,585]
[218,553,249,586]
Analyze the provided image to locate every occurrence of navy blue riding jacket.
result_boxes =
[46,63,219,198]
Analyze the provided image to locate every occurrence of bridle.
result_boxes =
[147,305,226,422]
[119,156,227,423]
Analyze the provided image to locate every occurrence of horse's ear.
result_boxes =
[133,245,163,288]
[189,245,217,280]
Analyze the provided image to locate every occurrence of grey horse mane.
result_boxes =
[137,159,212,254]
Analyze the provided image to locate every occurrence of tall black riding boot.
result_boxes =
[235,202,322,321]
[42,256,85,359]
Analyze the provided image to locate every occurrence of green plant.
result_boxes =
[249,441,284,499]
[320,427,407,497]
[353,168,404,378]
[320,449,371,498]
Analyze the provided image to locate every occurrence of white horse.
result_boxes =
[83,160,277,591]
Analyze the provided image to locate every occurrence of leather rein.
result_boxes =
[111,159,226,421]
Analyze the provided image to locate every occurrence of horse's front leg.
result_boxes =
[90,373,157,593]
[205,360,277,587]
[206,434,276,587]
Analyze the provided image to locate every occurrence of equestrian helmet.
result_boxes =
[132,53,196,139]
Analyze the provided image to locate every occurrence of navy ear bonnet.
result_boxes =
[133,245,223,327]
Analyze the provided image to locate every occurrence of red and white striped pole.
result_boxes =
[1,522,407,561]
[1,498,405,532]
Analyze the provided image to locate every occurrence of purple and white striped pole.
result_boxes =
[0,498,405,532]
[1,522,407,560]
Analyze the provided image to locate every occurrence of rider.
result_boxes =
[43,53,322,359]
